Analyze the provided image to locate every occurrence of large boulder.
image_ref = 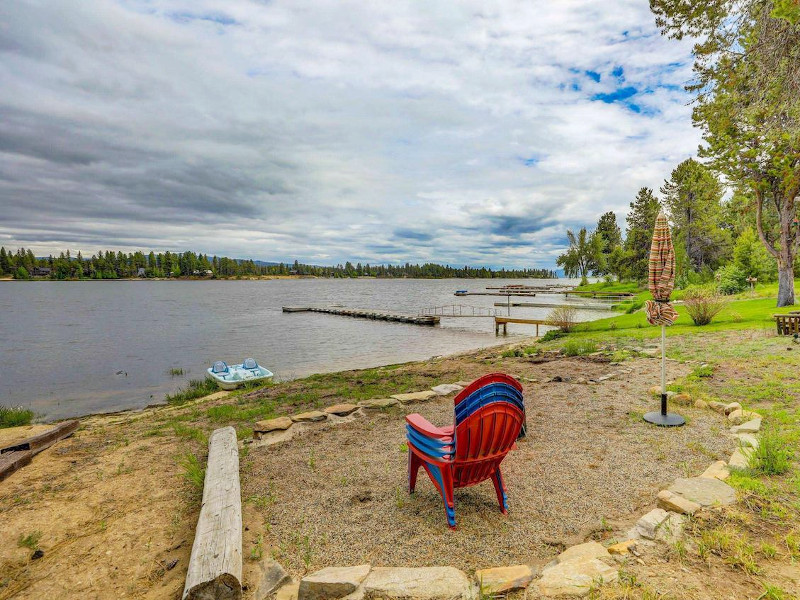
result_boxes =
[299,565,371,600]
[361,567,472,599]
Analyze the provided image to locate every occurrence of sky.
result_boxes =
[0,0,700,269]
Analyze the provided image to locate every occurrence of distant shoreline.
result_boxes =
[0,274,561,282]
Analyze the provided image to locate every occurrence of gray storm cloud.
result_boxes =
[0,0,699,268]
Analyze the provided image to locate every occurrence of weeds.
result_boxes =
[748,428,792,476]
[0,406,35,428]
[17,531,42,550]
[169,368,184,377]
[250,534,264,561]
[563,338,598,356]
[166,377,218,405]
[179,453,205,494]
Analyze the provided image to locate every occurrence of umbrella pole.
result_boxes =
[661,324,667,416]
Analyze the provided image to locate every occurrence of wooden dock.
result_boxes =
[493,301,615,311]
[455,291,537,297]
[495,316,549,336]
[283,306,440,325]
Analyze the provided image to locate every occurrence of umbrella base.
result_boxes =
[643,411,686,427]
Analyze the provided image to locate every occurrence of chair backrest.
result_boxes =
[242,357,258,370]
[212,360,229,374]
[452,373,524,484]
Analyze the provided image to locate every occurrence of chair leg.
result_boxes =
[408,450,421,493]
[491,467,509,514]
[441,466,456,529]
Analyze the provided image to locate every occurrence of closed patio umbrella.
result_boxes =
[643,212,684,427]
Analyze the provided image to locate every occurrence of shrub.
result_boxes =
[546,306,579,332]
[683,288,727,326]
[716,264,748,295]
[563,339,598,356]
[179,452,206,492]
[538,330,567,343]
[749,428,792,476]
[165,377,218,405]
[0,406,35,428]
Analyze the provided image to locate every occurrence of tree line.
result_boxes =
[0,248,556,280]
[560,0,800,306]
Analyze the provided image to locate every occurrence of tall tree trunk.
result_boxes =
[756,190,797,307]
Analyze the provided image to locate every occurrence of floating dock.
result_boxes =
[283,306,440,325]
[455,291,537,297]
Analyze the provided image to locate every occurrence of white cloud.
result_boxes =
[0,0,700,267]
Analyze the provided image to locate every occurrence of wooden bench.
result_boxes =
[774,313,800,335]
[494,316,548,336]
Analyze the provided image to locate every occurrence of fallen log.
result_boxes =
[183,426,242,600]
[0,420,80,455]
[0,450,33,482]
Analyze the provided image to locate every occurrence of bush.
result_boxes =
[546,306,579,332]
[165,377,219,405]
[538,330,567,343]
[0,406,35,428]
[683,288,727,326]
[716,264,748,295]
[748,428,792,475]
[563,339,598,356]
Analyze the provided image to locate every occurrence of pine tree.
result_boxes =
[624,187,661,281]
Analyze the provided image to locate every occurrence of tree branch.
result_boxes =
[755,189,780,259]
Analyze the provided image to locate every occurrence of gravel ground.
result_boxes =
[242,356,735,576]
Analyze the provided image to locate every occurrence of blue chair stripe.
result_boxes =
[426,463,456,526]
[406,426,453,460]
[455,383,523,425]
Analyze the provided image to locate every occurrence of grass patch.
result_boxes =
[0,406,35,428]
[179,453,205,493]
[169,367,184,377]
[563,338,599,356]
[17,531,42,550]
[171,423,207,444]
[165,377,218,405]
[748,428,792,476]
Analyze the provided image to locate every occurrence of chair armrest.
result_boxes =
[406,414,452,440]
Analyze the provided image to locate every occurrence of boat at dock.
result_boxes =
[207,358,273,390]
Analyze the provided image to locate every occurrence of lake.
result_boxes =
[0,277,609,420]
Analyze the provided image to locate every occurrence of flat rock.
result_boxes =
[473,564,534,594]
[431,384,463,396]
[723,402,742,416]
[390,391,437,403]
[254,416,293,434]
[731,418,762,434]
[362,567,472,599]
[607,540,637,555]
[358,398,401,410]
[299,565,371,600]
[324,403,360,416]
[454,381,472,387]
[728,409,759,425]
[700,461,730,481]
[657,489,701,515]
[633,508,670,540]
[668,476,736,507]
[537,558,618,597]
[708,401,727,414]
[672,393,693,406]
[736,433,759,449]
[729,447,752,470]
[655,512,686,543]
[556,541,611,564]
[291,411,328,423]
[255,559,291,600]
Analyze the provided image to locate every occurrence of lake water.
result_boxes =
[0,278,610,420]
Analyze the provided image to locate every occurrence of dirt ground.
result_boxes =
[0,334,795,599]
[241,357,734,576]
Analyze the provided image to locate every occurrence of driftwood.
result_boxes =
[0,420,79,455]
[0,420,79,482]
[0,450,33,482]
[183,426,242,600]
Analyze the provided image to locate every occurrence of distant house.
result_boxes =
[31,267,51,277]
[137,267,146,277]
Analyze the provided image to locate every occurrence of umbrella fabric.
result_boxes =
[645,212,679,326]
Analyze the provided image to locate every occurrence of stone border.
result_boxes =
[245,363,764,600]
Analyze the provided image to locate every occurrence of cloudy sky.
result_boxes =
[0,1,699,268]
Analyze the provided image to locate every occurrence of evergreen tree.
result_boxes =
[624,187,661,281]
[594,211,622,275]
[556,227,603,285]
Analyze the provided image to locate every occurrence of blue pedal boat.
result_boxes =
[207,358,273,390]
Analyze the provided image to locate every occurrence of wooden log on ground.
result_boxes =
[0,420,79,455]
[0,450,33,482]
[183,426,243,600]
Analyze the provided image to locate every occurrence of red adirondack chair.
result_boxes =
[405,373,525,528]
